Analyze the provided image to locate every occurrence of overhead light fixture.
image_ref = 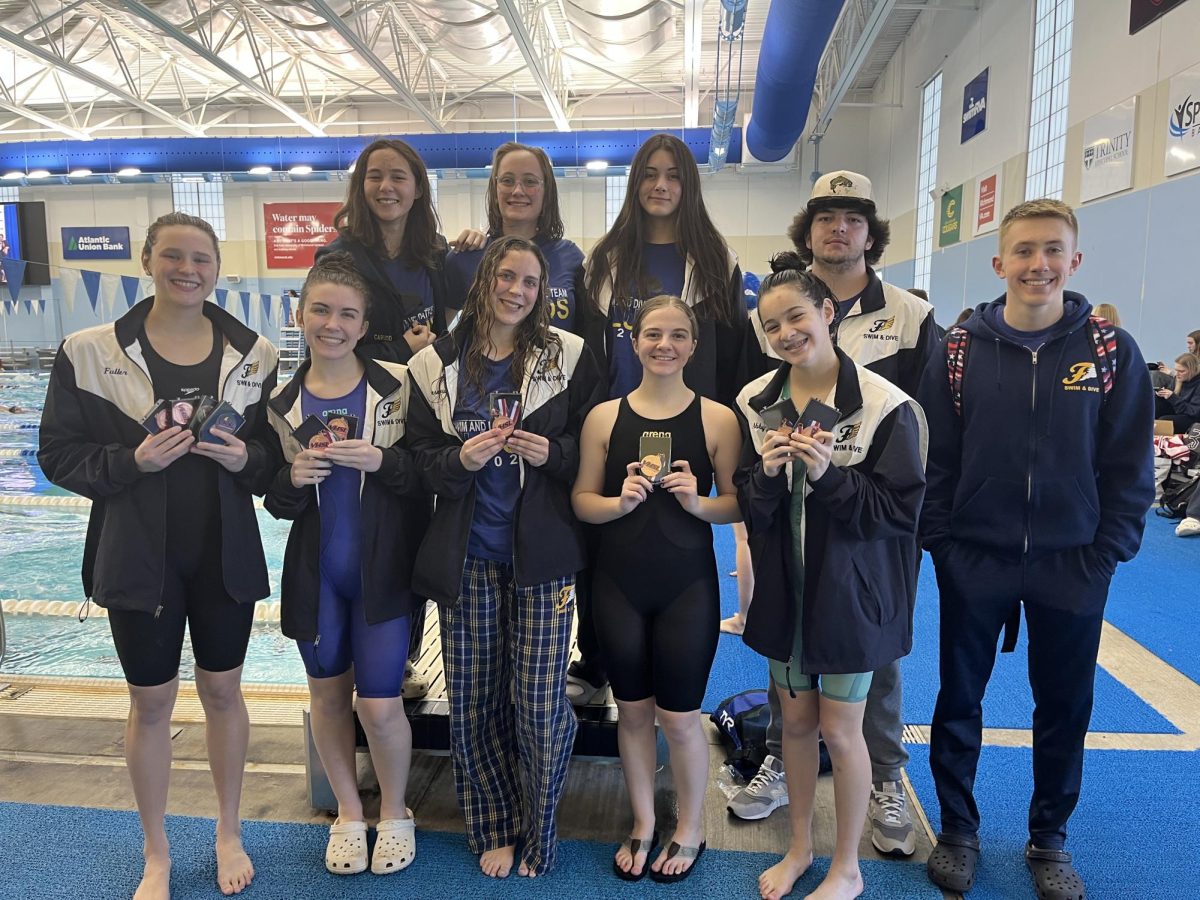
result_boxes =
[288,165,313,176]
[117,167,141,177]
[585,160,609,172]
[248,165,272,175]
[27,169,51,179]
[2,171,23,180]
[69,168,92,178]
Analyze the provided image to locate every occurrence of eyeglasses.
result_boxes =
[497,174,544,190]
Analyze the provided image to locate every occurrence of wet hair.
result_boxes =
[485,142,564,241]
[300,251,372,321]
[786,205,890,267]
[1175,353,1200,379]
[141,212,221,268]
[586,133,737,325]
[455,235,561,402]
[757,251,835,314]
[998,198,1078,250]
[335,139,441,267]
[1093,303,1120,326]
[631,295,699,342]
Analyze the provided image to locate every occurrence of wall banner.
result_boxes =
[974,166,1003,237]
[62,226,132,260]
[939,185,964,248]
[1166,61,1200,177]
[1130,0,1190,35]
[263,202,340,269]
[961,68,989,144]
[1080,97,1136,203]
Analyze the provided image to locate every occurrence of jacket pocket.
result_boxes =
[951,476,1024,550]
[1029,476,1100,551]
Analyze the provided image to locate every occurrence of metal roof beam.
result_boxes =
[495,0,571,132]
[812,0,898,137]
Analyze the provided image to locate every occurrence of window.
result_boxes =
[172,179,227,239]
[428,171,439,214]
[0,186,18,202]
[914,72,943,294]
[1025,0,1073,200]
[605,174,628,231]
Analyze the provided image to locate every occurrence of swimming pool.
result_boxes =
[1,373,307,685]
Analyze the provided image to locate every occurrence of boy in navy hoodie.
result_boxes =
[918,199,1153,898]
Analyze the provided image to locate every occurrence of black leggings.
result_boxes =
[591,549,719,712]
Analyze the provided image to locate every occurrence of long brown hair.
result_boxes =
[485,142,564,241]
[334,138,441,267]
[455,235,562,402]
[586,133,735,325]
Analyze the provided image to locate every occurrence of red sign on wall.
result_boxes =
[976,174,998,232]
[263,202,341,269]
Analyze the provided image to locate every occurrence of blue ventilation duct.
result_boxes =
[746,0,846,163]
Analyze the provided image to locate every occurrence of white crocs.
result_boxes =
[371,812,416,875]
[325,820,368,875]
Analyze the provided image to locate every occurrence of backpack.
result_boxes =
[946,315,1116,415]
[1156,471,1199,519]
[709,688,832,778]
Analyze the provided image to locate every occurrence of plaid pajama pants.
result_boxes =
[440,555,578,875]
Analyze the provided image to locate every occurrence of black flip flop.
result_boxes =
[648,840,705,883]
[1025,842,1085,900]
[613,832,659,882]
[927,832,981,893]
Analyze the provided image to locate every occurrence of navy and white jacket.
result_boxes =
[917,292,1154,582]
[740,269,939,399]
[315,233,451,365]
[38,298,278,612]
[578,247,747,406]
[734,349,927,672]
[263,353,429,642]
[406,323,604,605]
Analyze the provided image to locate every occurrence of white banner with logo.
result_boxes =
[1080,97,1136,203]
[973,165,1003,237]
[1166,61,1200,177]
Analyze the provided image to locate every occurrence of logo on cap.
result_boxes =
[829,175,854,193]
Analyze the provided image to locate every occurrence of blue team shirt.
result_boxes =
[445,236,584,330]
[453,354,522,562]
[985,302,1060,351]
[379,257,435,333]
[606,241,686,399]
[302,376,368,587]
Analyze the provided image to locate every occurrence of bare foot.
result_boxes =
[614,831,655,878]
[133,854,171,900]
[480,845,514,878]
[804,867,863,900]
[517,861,538,878]
[720,613,746,635]
[215,830,254,896]
[759,849,814,900]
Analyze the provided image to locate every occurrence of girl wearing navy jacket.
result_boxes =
[1154,352,1200,430]
[446,142,586,333]
[734,255,926,900]
[38,212,278,899]
[264,253,427,878]
[406,236,603,879]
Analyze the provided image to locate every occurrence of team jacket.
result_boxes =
[740,269,939,399]
[734,348,927,671]
[916,292,1154,581]
[263,353,429,642]
[405,324,604,605]
[315,233,451,365]
[37,298,278,612]
[577,247,747,406]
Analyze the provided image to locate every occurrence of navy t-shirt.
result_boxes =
[606,241,686,399]
[303,376,368,589]
[985,302,1061,352]
[379,257,435,334]
[445,236,584,331]
[453,355,521,561]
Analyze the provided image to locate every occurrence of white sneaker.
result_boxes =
[726,754,788,820]
[1176,517,1200,537]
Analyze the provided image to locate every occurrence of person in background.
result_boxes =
[1155,329,1200,388]
[736,256,925,900]
[38,212,278,899]
[732,171,937,860]
[573,295,742,884]
[1155,352,1200,431]
[953,308,973,327]
[264,253,427,878]
[908,288,929,302]
[406,236,602,879]
[919,199,1153,898]
[1093,302,1120,326]
[316,139,484,697]
[570,132,746,705]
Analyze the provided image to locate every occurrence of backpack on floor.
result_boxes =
[1157,471,1199,519]
[710,689,770,778]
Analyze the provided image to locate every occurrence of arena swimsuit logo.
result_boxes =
[1062,362,1100,393]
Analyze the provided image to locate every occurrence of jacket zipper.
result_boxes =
[1024,348,1039,555]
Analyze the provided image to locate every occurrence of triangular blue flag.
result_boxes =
[282,294,292,326]
[214,288,228,309]
[23,299,32,314]
[260,294,272,324]
[0,258,26,302]
[239,291,250,323]
[120,274,141,308]
[81,270,102,313]
[37,300,45,315]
